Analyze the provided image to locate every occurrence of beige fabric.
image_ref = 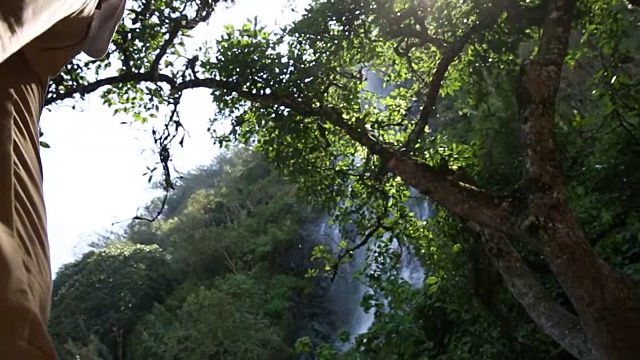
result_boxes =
[83,0,126,59]
[0,0,126,358]
[0,0,96,64]
[21,0,99,81]
[0,0,125,65]
[0,50,57,360]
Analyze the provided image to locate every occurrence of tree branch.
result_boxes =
[150,23,182,76]
[150,0,216,75]
[385,5,448,51]
[182,81,521,236]
[473,227,595,360]
[45,72,177,106]
[386,154,519,236]
[330,217,387,282]
[403,6,502,153]
[402,36,469,152]
[44,71,518,238]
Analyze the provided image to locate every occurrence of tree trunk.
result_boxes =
[517,0,640,358]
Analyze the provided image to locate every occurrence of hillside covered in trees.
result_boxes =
[50,150,321,359]
[46,0,640,359]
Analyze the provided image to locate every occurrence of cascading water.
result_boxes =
[318,221,375,347]
[313,190,429,350]
[397,243,427,290]
[303,69,430,354]
[330,70,429,344]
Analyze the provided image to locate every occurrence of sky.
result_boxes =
[41,0,309,275]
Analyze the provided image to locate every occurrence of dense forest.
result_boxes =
[46,0,640,359]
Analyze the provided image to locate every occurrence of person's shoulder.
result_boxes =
[0,0,97,64]
[21,0,124,79]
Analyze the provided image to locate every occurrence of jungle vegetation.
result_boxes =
[47,0,640,359]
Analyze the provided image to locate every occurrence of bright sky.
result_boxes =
[41,0,309,275]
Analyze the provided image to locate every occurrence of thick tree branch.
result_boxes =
[45,70,518,238]
[386,155,518,236]
[190,82,521,236]
[45,72,177,106]
[473,228,594,360]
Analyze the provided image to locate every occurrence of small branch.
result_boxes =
[385,5,447,51]
[403,9,502,153]
[330,219,385,281]
[150,23,182,76]
[402,38,469,152]
[129,192,169,223]
[329,186,393,281]
[221,248,239,275]
[149,0,215,75]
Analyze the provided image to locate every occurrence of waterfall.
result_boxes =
[317,221,374,347]
[325,70,428,347]
[398,242,426,289]
[401,189,430,288]
[303,69,429,353]
[314,190,429,350]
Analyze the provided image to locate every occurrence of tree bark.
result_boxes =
[474,228,594,360]
[517,0,640,358]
